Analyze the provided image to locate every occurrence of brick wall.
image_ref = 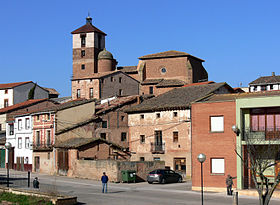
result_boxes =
[191,101,236,189]
[72,79,100,100]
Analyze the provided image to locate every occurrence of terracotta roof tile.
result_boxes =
[138,50,205,62]
[0,81,32,89]
[43,87,60,95]
[141,79,163,85]
[249,75,280,85]
[0,99,48,114]
[182,81,214,87]
[117,66,138,73]
[71,23,106,35]
[156,79,185,87]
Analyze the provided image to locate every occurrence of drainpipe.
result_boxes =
[53,114,56,173]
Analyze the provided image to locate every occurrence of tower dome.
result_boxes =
[98,48,113,60]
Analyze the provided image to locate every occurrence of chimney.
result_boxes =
[272,72,275,76]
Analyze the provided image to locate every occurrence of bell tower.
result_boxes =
[71,15,106,80]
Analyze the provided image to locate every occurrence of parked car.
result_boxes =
[147,169,182,184]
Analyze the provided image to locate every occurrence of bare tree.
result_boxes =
[236,129,280,205]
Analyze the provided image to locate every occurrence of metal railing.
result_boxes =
[150,142,165,153]
[243,128,280,140]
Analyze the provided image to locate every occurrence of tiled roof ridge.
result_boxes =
[0,81,33,89]
[183,81,215,87]
[71,23,106,35]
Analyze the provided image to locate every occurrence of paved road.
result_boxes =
[1,169,280,205]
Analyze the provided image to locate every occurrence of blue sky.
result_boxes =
[1,0,279,97]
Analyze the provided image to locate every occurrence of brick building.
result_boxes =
[125,82,234,179]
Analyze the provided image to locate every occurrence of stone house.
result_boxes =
[0,81,56,109]
[125,82,234,178]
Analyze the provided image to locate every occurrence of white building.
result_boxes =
[249,72,280,92]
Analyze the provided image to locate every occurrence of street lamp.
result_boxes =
[197,153,206,205]
[5,142,11,187]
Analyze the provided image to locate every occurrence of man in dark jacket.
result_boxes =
[101,172,109,193]
[226,174,236,195]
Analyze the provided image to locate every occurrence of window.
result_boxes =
[210,116,224,132]
[100,133,106,139]
[47,130,51,146]
[81,64,85,70]
[18,137,22,149]
[173,112,178,117]
[111,77,114,82]
[9,124,14,135]
[154,157,160,161]
[4,99,8,108]
[36,131,40,146]
[211,158,225,174]
[89,88,93,99]
[81,50,85,57]
[47,152,50,160]
[173,131,179,143]
[161,67,167,74]
[18,119,22,130]
[36,115,40,121]
[4,89,8,94]
[121,116,125,121]
[119,89,123,96]
[156,113,160,118]
[149,86,153,95]
[140,114,144,119]
[46,113,50,120]
[77,89,81,98]
[121,132,127,141]
[25,118,30,129]
[140,135,145,144]
[102,121,107,128]
[119,77,122,83]
[140,157,145,161]
[81,35,86,47]
[25,137,30,149]
[261,85,266,91]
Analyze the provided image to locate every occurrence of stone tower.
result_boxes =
[71,15,106,79]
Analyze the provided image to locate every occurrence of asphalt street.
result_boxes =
[1,169,280,205]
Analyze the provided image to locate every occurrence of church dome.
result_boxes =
[98,48,113,60]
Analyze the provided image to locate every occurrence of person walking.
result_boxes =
[101,172,109,193]
[226,174,236,195]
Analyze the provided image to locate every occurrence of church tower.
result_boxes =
[71,15,106,79]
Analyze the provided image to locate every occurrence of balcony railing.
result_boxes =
[243,128,280,141]
[150,142,165,154]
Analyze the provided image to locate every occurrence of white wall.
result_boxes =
[0,89,13,109]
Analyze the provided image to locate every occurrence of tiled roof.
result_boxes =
[249,75,280,85]
[0,99,48,114]
[156,79,185,87]
[117,66,138,73]
[43,87,60,95]
[125,82,230,113]
[138,50,205,62]
[95,95,139,115]
[54,137,127,149]
[71,71,119,80]
[0,81,32,89]
[71,23,106,35]
[182,81,214,87]
[50,96,72,104]
[141,79,163,85]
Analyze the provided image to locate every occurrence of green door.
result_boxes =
[0,149,5,168]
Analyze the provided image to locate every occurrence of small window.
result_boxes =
[140,114,144,119]
[36,115,40,121]
[111,77,114,82]
[161,67,167,74]
[4,89,8,94]
[47,130,51,146]
[36,131,40,146]
[121,132,127,141]
[18,137,22,149]
[173,112,178,117]
[25,137,30,149]
[46,113,50,120]
[173,131,178,143]
[140,157,145,161]
[81,35,86,47]
[4,99,8,108]
[18,119,22,131]
[119,77,122,83]
[25,118,30,129]
[9,124,14,135]
[149,86,153,95]
[210,116,224,132]
[211,158,225,174]
[81,50,85,57]
[77,89,81,98]
[140,135,145,144]
[100,133,106,139]
[156,113,160,118]
[154,157,160,161]
[89,88,93,99]
[119,89,123,96]
[47,152,50,160]
[121,116,125,121]
[81,64,85,70]
[102,121,107,128]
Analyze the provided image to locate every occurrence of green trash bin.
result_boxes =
[121,170,136,183]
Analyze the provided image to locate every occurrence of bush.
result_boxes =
[0,192,53,205]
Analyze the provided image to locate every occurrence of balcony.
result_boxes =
[32,143,52,151]
[150,142,165,154]
[243,128,280,141]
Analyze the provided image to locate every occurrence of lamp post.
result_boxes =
[197,153,206,205]
[5,142,11,188]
